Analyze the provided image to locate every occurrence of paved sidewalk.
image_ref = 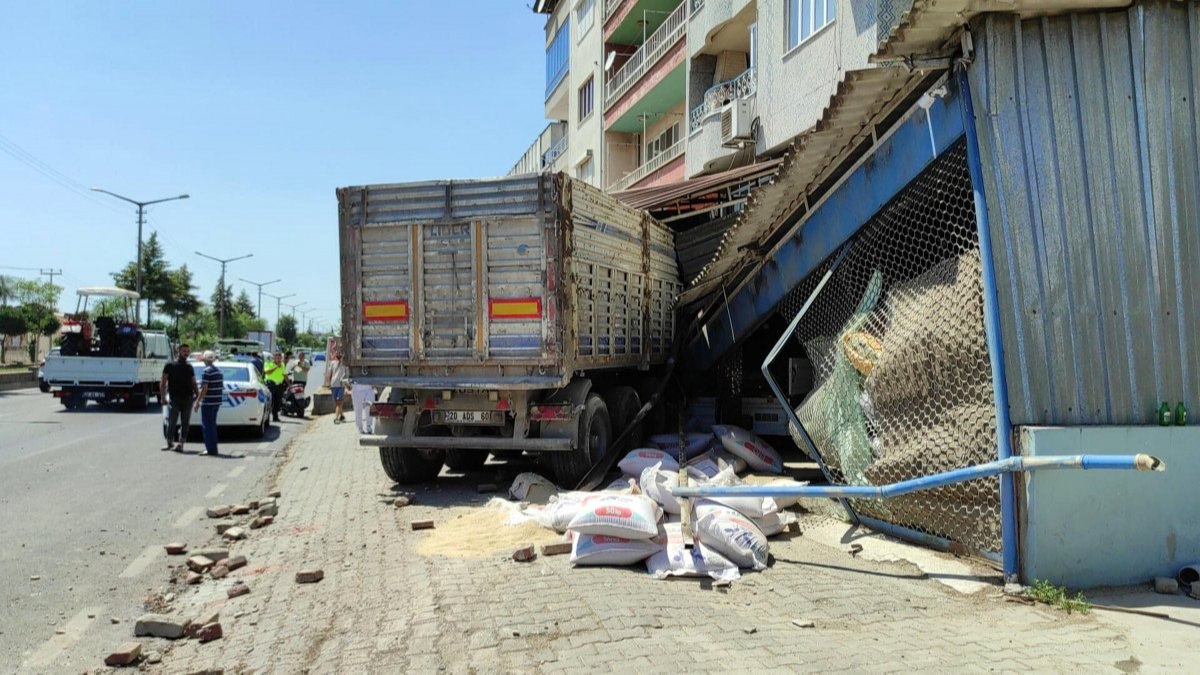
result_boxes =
[153,416,1167,673]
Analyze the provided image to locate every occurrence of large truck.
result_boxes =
[244,330,275,354]
[43,287,173,409]
[338,173,681,485]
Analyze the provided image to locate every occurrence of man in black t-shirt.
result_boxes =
[160,343,199,452]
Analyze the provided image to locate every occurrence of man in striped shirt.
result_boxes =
[194,351,225,456]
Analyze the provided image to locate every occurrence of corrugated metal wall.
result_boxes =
[968,1,1200,426]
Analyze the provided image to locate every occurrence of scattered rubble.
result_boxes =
[296,569,325,584]
[250,515,273,529]
[540,542,572,557]
[210,565,229,579]
[184,572,202,585]
[29,575,40,581]
[225,555,247,571]
[104,641,141,667]
[230,504,251,515]
[222,526,246,541]
[393,496,412,508]
[185,610,220,639]
[164,543,188,555]
[215,522,236,535]
[792,619,816,628]
[186,556,215,573]
[135,613,188,639]
[227,583,251,599]
[193,548,229,562]
[512,546,537,562]
[197,622,223,643]
[411,520,435,531]
[269,490,282,498]
[206,505,231,519]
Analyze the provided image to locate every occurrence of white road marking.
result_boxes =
[173,506,204,529]
[256,442,270,451]
[118,544,161,579]
[205,483,228,499]
[227,465,246,478]
[9,417,148,464]
[22,606,101,669]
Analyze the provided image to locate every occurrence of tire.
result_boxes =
[379,446,446,484]
[549,394,611,488]
[444,449,488,473]
[252,416,267,438]
[602,386,643,449]
[39,379,50,393]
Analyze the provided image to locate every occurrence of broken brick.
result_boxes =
[393,496,412,508]
[186,555,215,573]
[249,516,271,529]
[247,500,259,510]
[164,543,188,555]
[295,569,324,584]
[230,504,251,515]
[411,520,435,531]
[209,565,229,579]
[226,583,251,599]
[184,571,202,585]
[512,546,537,562]
[135,613,187,639]
[540,542,572,557]
[257,503,279,517]
[206,505,231,519]
[104,641,142,667]
[224,555,247,571]
[268,489,281,498]
[197,622,223,643]
[185,610,220,639]
[222,527,246,541]
[215,522,236,535]
[193,548,229,562]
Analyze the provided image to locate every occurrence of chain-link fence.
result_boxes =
[778,140,1001,553]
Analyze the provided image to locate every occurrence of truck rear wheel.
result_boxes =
[444,449,488,473]
[380,447,445,484]
[549,394,610,488]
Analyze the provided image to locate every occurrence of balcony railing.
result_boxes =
[608,138,684,192]
[604,0,624,20]
[690,0,705,13]
[605,1,688,109]
[541,134,569,169]
[688,67,756,133]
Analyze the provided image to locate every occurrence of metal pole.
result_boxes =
[136,203,144,322]
[240,278,281,318]
[196,251,252,339]
[956,66,1020,581]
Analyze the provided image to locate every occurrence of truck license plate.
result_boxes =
[435,410,499,425]
[83,391,106,400]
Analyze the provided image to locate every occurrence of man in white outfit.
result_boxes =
[351,379,377,434]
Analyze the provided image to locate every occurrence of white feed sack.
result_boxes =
[617,448,679,476]
[639,463,683,514]
[752,510,798,537]
[712,425,784,474]
[692,500,770,570]
[532,491,589,533]
[646,521,740,582]
[566,494,663,539]
[570,533,665,566]
[509,472,559,504]
[739,475,810,509]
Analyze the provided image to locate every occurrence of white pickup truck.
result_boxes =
[44,330,172,410]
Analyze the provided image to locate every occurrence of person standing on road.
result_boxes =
[263,351,287,422]
[160,343,199,452]
[287,350,311,385]
[195,351,224,456]
[350,377,376,434]
[327,349,348,424]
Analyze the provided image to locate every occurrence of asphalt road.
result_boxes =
[0,386,305,673]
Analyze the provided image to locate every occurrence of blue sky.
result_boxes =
[1,1,548,332]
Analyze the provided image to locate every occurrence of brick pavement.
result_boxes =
[150,417,1150,674]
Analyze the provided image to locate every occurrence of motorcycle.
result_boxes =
[281,378,310,417]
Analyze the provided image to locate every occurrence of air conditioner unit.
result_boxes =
[719,99,753,146]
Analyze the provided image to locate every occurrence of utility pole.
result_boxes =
[196,251,253,337]
[239,277,281,318]
[91,188,189,323]
[263,291,295,328]
[39,268,62,301]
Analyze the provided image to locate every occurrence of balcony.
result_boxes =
[605,1,688,109]
[608,138,684,192]
[509,122,568,176]
[604,0,623,19]
[688,67,755,133]
[541,134,570,170]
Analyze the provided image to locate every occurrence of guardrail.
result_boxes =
[605,1,688,109]
[608,138,684,192]
[541,134,569,169]
[688,67,756,133]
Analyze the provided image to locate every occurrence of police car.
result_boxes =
[162,360,272,439]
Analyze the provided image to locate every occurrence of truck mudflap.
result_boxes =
[358,434,572,452]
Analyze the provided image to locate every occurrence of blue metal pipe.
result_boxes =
[955,66,1021,581]
[670,454,1164,500]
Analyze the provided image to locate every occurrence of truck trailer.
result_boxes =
[338,173,681,485]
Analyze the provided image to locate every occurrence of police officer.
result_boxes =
[263,351,287,422]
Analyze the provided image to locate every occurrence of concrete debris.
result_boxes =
[193,548,229,562]
[145,651,162,664]
[512,546,537,562]
[206,505,231,519]
[1154,577,1179,594]
[135,613,188,639]
[791,619,816,628]
[215,522,236,535]
[104,641,142,667]
[225,555,248,571]
[110,617,121,624]
[394,496,412,508]
[247,500,260,510]
[185,610,221,639]
[186,556,215,573]
[209,565,229,579]
[230,504,251,515]
[296,569,325,584]
[164,543,188,555]
[258,503,279,517]
[540,542,572,557]
[268,490,281,498]
[29,575,40,581]
[197,622,223,643]
[227,583,251,599]
[250,516,272,529]
[411,520,435,531]
[184,572,202,585]
[222,526,247,541]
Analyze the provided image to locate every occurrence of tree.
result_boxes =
[210,281,233,316]
[160,265,202,331]
[276,315,298,344]
[234,290,257,318]
[0,275,13,306]
[0,306,28,363]
[21,303,59,363]
[112,231,172,324]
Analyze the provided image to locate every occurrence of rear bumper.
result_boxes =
[348,375,567,391]
[358,434,572,452]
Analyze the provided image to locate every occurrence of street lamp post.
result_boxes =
[263,292,295,328]
[239,277,281,318]
[90,188,190,323]
[196,251,253,337]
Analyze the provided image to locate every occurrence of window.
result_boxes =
[646,122,680,161]
[575,156,594,184]
[578,77,594,122]
[787,0,836,50]
[749,22,757,68]
[575,0,595,41]
[545,18,570,98]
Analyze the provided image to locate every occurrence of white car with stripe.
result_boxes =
[162,361,272,438]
